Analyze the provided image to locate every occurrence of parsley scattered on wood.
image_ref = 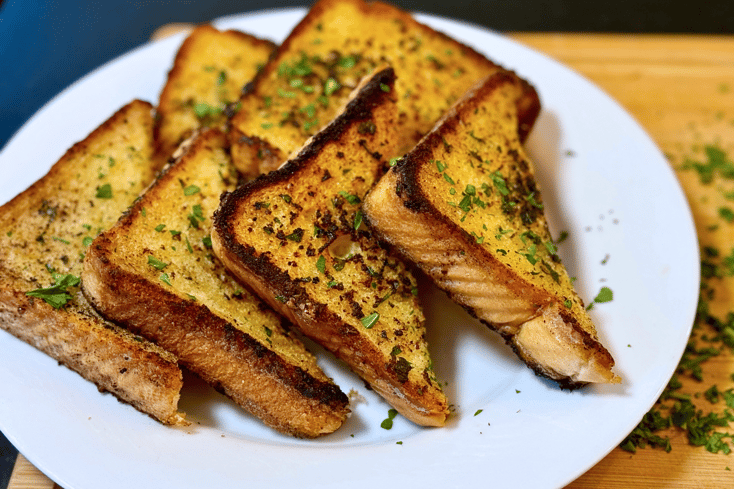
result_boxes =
[621,143,734,455]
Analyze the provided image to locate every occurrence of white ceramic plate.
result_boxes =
[0,8,699,489]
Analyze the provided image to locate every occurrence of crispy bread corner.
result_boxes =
[0,100,185,424]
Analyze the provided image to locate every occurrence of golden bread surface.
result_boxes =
[0,100,185,424]
[82,128,349,438]
[363,71,619,388]
[155,24,276,166]
[214,68,449,426]
[229,0,506,177]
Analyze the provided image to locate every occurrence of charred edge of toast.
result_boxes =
[225,66,396,204]
[85,128,349,416]
[229,127,286,179]
[215,67,422,388]
[391,71,539,215]
[82,243,349,415]
[216,66,397,276]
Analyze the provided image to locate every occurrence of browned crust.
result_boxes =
[0,284,184,424]
[215,67,449,426]
[82,240,349,437]
[155,24,277,169]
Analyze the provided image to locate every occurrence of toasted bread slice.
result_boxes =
[214,68,449,426]
[0,100,185,424]
[363,71,620,388]
[229,0,511,178]
[154,24,276,167]
[82,128,349,438]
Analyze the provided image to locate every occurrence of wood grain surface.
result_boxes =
[510,33,734,488]
[8,32,734,489]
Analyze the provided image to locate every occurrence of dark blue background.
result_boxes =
[1,0,732,486]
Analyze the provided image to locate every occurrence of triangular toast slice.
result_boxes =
[213,67,450,426]
[228,0,513,178]
[154,24,276,167]
[0,100,185,424]
[363,71,620,388]
[82,128,349,438]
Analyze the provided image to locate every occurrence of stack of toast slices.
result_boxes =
[0,0,620,440]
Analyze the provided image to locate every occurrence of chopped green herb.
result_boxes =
[193,102,221,119]
[316,255,326,274]
[380,408,399,430]
[147,255,168,271]
[338,191,361,205]
[154,224,166,232]
[159,273,172,286]
[361,312,380,329]
[593,286,614,304]
[474,409,483,416]
[183,185,200,196]
[188,204,205,229]
[324,77,340,96]
[95,183,113,199]
[26,273,80,309]
[490,171,509,196]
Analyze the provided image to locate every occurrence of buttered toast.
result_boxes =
[363,71,619,388]
[213,68,450,426]
[82,128,349,438]
[0,100,185,424]
[229,0,511,178]
[154,24,276,167]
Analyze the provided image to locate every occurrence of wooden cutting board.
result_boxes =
[8,32,734,489]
